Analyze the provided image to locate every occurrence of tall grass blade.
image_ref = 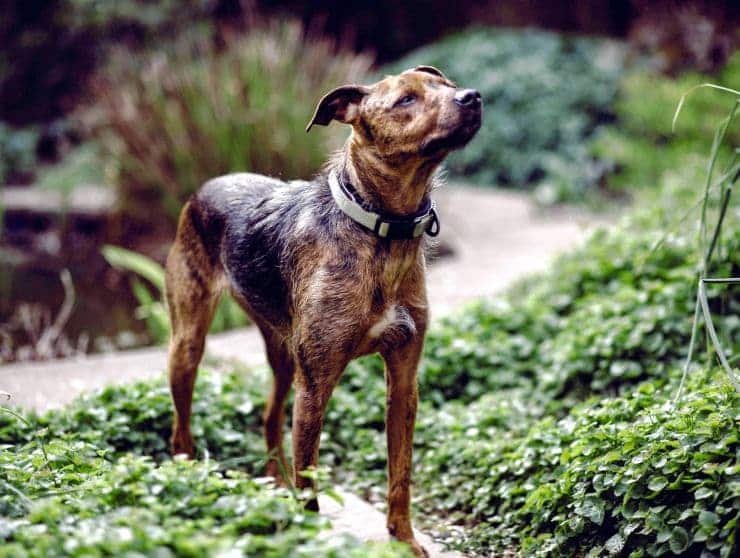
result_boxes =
[697,279,740,391]
[672,84,740,133]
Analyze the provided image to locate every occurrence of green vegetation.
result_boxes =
[94,20,371,221]
[102,245,249,343]
[2,31,738,558]
[384,27,626,202]
[34,142,108,195]
[385,30,739,207]
[3,176,737,555]
[591,53,740,196]
[416,369,738,557]
[0,435,407,558]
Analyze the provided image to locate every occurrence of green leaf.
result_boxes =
[669,526,690,554]
[647,476,669,492]
[698,510,720,529]
[102,245,165,292]
[605,533,625,555]
[576,496,605,525]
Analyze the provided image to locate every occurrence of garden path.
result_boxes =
[1,183,609,558]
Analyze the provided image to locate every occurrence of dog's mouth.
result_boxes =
[419,112,482,156]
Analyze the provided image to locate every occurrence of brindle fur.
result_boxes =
[166,66,481,557]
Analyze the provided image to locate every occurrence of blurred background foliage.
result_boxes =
[94,20,371,221]
[384,28,627,201]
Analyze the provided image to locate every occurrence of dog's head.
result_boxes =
[307,66,482,163]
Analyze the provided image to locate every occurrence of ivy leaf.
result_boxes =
[698,510,720,529]
[576,496,605,525]
[605,533,625,555]
[694,487,713,500]
[669,526,690,554]
[647,476,669,492]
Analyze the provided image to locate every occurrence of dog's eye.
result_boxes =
[394,94,416,108]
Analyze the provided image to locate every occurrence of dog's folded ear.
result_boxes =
[412,65,456,85]
[306,85,369,132]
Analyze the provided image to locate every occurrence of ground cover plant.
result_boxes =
[383,27,626,202]
[2,182,737,555]
[0,370,408,557]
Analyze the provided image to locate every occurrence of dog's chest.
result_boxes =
[362,252,420,346]
[365,303,416,348]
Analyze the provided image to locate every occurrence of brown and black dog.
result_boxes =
[166,66,481,556]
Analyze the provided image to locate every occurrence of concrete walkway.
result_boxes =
[1,183,607,557]
[318,489,463,557]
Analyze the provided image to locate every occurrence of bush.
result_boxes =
[414,369,739,557]
[383,27,626,201]
[591,53,740,195]
[94,20,372,221]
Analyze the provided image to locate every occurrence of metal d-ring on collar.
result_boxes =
[328,170,440,240]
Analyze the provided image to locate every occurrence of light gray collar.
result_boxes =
[328,170,439,239]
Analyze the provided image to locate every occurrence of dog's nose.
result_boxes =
[454,89,481,108]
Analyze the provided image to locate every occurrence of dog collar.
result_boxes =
[328,170,440,239]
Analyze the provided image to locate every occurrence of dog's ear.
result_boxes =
[412,65,455,85]
[306,85,369,132]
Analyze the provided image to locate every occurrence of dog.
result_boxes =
[165,65,481,557]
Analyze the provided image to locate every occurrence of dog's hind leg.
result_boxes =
[260,328,295,482]
[165,202,220,458]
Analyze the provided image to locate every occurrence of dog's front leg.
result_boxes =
[291,357,345,511]
[382,334,428,558]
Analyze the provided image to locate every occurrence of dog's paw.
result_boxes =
[408,539,429,558]
[170,432,195,458]
[388,524,428,558]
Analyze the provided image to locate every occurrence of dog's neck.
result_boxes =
[339,137,442,216]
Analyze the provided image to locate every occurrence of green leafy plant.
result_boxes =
[591,53,740,197]
[102,244,249,343]
[670,83,740,400]
[94,19,372,221]
[0,436,409,557]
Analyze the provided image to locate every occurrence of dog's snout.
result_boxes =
[454,89,481,108]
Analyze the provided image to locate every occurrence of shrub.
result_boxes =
[414,369,739,557]
[94,20,372,221]
[383,27,626,201]
[590,53,740,195]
